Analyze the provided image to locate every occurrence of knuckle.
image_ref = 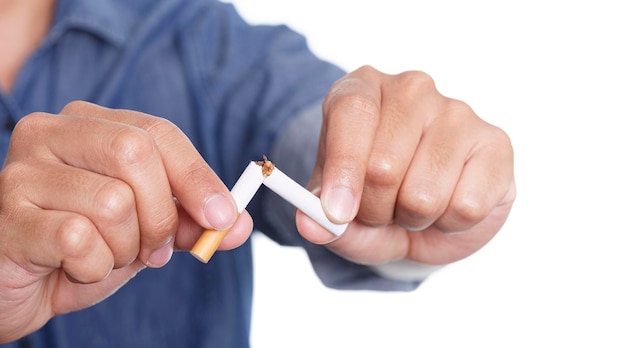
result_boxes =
[489,125,513,151]
[444,98,475,120]
[10,113,46,144]
[57,215,97,259]
[366,156,403,188]
[92,179,136,224]
[108,127,156,169]
[354,64,379,76]
[400,189,445,221]
[60,100,92,114]
[330,90,380,121]
[140,116,180,138]
[0,162,27,193]
[449,195,490,226]
[396,70,436,95]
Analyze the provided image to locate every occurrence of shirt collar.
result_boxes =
[49,0,131,47]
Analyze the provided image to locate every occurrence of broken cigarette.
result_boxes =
[190,156,348,263]
[190,161,265,263]
[262,167,348,236]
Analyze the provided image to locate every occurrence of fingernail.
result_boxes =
[204,194,237,230]
[324,187,356,223]
[147,243,173,268]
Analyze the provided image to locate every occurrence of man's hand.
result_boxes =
[0,101,252,343]
[297,66,515,266]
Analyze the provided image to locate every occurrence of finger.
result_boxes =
[60,101,237,233]
[7,159,140,268]
[358,71,438,226]
[296,210,409,263]
[295,188,342,245]
[395,100,476,231]
[13,110,178,264]
[57,101,238,264]
[12,207,115,284]
[174,208,254,251]
[405,197,515,265]
[434,125,515,233]
[319,66,383,223]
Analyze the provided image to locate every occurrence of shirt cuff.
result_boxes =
[369,260,443,282]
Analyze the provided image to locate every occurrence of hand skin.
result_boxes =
[0,66,515,342]
[0,101,252,343]
[297,66,516,266]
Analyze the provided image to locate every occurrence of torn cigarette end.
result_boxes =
[255,155,275,177]
[262,166,348,236]
[190,156,348,264]
[191,157,271,263]
[190,228,230,263]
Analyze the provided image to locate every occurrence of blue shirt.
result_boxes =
[0,1,419,346]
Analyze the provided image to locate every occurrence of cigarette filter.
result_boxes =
[191,157,349,263]
[190,162,264,263]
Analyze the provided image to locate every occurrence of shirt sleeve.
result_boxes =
[181,1,346,183]
[188,3,428,291]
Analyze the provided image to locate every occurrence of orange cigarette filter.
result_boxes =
[190,228,231,263]
[189,160,270,263]
[190,156,347,263]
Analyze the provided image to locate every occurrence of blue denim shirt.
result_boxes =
[0,1,419,347]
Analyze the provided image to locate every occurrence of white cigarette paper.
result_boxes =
[230,161,266,212]
[191,157,348,263]
[262,167,348,236]
[190,161,264,263]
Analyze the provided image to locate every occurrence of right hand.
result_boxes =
[0,101,252,343]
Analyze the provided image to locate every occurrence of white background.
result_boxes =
[226,1,626,347]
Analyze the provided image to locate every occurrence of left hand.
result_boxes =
[296,66,516,266]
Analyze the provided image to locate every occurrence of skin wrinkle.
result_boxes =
[0,162,30,207]
[393,109,475,230]
[90,179,140,268]
[360,74,423,226]
[7,113,53,161]
[323,75,381,125]
[296,66,514,270]
[91,179,136,226]
[401,184,454,233]
[0,2,517,336]
[366,156,398,189]
[105,127,159,174]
